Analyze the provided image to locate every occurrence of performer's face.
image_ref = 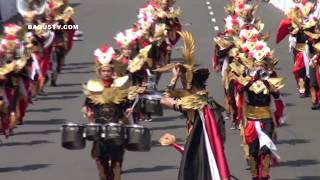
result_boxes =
[254,62,266,71]
[99,66,113,80]
[122,47,132,57]
[160,0,169,9]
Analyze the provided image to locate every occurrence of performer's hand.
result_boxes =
[159,133,176,146]
[126,108,133,114]
[160,97,176,107]
[172,64,181,76]
[213,64,221,72]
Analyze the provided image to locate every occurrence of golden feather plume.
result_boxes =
[153,63,192,73]
[177,31,196,89]
[178,31,196,67]
[163,89,191,98]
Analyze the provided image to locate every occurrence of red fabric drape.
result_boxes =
[203,106,230,180]
[276,18,291,44]
[293,52,305,73]
[66,18,76,51]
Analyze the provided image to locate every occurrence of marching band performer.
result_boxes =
[82,45,130,180]
[238,61,282,180]
[303,29,320,109]
[46,0,76,86]
[158,31,230,180]
[273,0,317,96]
[0,29,30,136]
[212,1,286,179]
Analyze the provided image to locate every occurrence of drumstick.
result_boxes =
[126,95,140,119]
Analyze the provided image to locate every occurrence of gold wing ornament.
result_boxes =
[14,56,28,72]
[267,78,285,92]
[82,80,128,105]
[127,45,152,73]
[83,87,128,105]
[233,37,243,48]
[249,80,269,94]
[304,31,320,40]
[239,53,253,69]
[176,94,208,110]
[229,61,246,76]
[0,62,17,79]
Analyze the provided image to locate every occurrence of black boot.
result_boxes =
[50,73,57,87]
[311,103,320,110]
[50,79,57,87]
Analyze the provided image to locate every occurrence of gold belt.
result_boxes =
[246,105,272,120]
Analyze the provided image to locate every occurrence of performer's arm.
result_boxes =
[172,143,184,154]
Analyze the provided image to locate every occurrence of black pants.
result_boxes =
[248,119,274,178]
[91,142,125,180]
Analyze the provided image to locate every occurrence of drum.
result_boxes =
[124,124,151,151]
[61,123,86,150]
[140,93,163,116]
[104,123,125,146]
[84,123,103,141]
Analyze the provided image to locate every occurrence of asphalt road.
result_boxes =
[0,0,320,180]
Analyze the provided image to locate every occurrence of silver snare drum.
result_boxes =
[104,123,125,146]
[61,123,86,150]
[84,123,103,141]
[140,94,163,116]
[124,124,151,152]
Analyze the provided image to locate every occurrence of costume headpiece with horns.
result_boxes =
[94,44,116,68]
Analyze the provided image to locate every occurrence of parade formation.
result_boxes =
[0,0,81,137]
[0,0,320,180]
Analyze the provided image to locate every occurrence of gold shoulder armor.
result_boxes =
[177,94,208,110]
[163,89,191,98]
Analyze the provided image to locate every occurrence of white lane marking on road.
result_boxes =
[214,26,219,31]
[211,18,216,22]
[209,11,214,15]
[208,6,212,10]
[206,1,210,5]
